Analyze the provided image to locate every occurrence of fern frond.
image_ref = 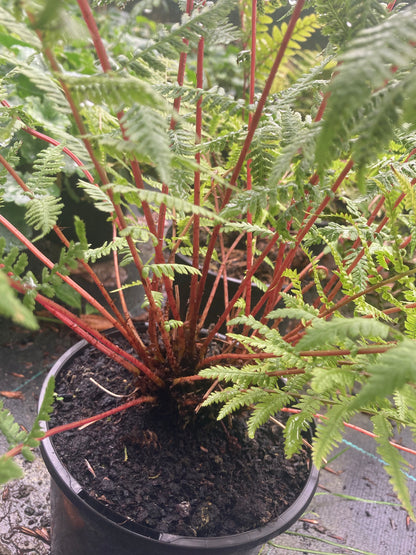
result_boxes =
[0,6,42,50]
[394,169,416,218]
[371,414,415,520]
[200,386,241,408]
[295,317,393,352]
[0,456,24,484]
[5,63,70,115]
[276,56,331,111]
[25,377,55,451]
[141,290,164,309]
[119,105,171,183]
[25,196,63,240]
[268,114,318,190]
[84,237,128,263]
[352,340,416,409]
[0,400,26,448]
[255,13,322,90]
[78,181,114,213]
[313,0,387,49]
[132,0,238,64]
[0,243,40,327]
[199,364,280,389]
[312,401,355,466]
[65,73,163,111]
[404,310,416,339]
[163,319,184,332]
[284,397,321,457]
[316,6,416,179]
[216,388,272,421]
[267,306,320,322]
[249,120,281,186]
[111,186,224,222]
[310,366,356,396]
[27,145,64,192]
[246,391,293,438]
[143,263,201,280]
[393,385,416,422]
[220,221,272,238]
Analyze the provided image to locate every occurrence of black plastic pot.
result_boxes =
[39,339,319,555]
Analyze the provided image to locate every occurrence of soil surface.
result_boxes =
[48,332,312,538]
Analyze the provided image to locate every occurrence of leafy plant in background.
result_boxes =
[0,0,416,527]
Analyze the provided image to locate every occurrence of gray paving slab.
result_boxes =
[1,319,416,554]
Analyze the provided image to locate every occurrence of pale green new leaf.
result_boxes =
[163,319,184,332]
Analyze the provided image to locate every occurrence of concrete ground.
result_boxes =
[1,318,415,555]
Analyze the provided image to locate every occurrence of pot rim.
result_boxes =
[39,337,319,551]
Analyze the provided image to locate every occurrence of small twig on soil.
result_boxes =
[18,526,50,545]
[84,458,96,477]
[89,377,138,398]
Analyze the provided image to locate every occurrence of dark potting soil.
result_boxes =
[49,338,312,538]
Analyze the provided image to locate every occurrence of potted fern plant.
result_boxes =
[1,0,416,553]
